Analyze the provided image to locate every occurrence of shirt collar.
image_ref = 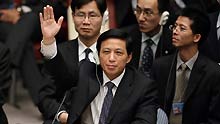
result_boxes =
[102,69,126,88]
[141,30,162,46]
[78,38,97,57]
[176,51,199,71]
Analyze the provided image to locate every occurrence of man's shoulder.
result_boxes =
[57,39,78,53]
[198,54,220,72]
[154,54,175,65]
[58,39,78,47]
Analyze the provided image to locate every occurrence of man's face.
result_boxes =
[73,1,102,39]
[135,0,161,36]
[172,16,198,49]
[99,38,132,80]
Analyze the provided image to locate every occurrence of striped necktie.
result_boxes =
[99,82,115,124]
[84,48,92,62]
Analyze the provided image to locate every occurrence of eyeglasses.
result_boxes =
[169,24,188,32]
[134,7,158,18]
[74,12,101,21]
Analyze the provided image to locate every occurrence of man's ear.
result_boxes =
[159,11,169,26]
[126,53,132,64]
[193,34,201,43]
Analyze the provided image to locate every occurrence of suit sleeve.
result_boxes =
[38,51,73,120]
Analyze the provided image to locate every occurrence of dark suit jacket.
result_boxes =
[0,42,11,124]
[151,53,220,124]
[38,39,79,120]
[123,24,176,69]
[67,61,158,124]
[200,11,220,63]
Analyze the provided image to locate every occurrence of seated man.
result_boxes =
[38,0,107,123]
[151,6,220,124]
[64,29,158,124]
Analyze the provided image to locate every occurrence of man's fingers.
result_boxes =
[43,5,55,20]
[39,13,44,24]
[49,6,54,19]
[57,16,64,27]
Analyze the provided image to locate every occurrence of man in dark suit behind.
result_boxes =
[107,0,137,28]
[200,1,220,63]
[38,0,107,123]
[151,6,220,124]
[0,42,11,124]
[126,0,175,77]
[66,29,158,124]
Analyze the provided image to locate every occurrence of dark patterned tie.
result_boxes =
[140,39,154,77]
[99,82,115,124]
[84,48,92,62]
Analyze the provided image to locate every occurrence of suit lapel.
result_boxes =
[155,26,174,58]
[88,65,102,102]
[67,61,99,124]
[106,68,134,122]
[131,30,142,68]
[183,54,206,102]
[164,57,177,111]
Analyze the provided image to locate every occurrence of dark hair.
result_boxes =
[71,0,106,16]
[96,29,133,55]
[180,6,210,45]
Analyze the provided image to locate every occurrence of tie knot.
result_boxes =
[180,63,188,71]
[84,48,92,60]
[145,39,153,47]
[106,82,115,90]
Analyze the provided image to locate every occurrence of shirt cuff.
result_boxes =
[40,40,57,59]
[56,110,67,122]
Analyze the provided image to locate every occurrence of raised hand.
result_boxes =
[39,5,64,45]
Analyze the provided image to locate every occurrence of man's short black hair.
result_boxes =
[180,6,210,46]
[71,0,106,16]
[96,29,133,55]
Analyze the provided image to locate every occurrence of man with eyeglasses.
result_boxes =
[126,0,175,77]
[38,0,106,123]
[151,6,220,124]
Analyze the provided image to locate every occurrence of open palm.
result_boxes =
[39,5,63,44]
